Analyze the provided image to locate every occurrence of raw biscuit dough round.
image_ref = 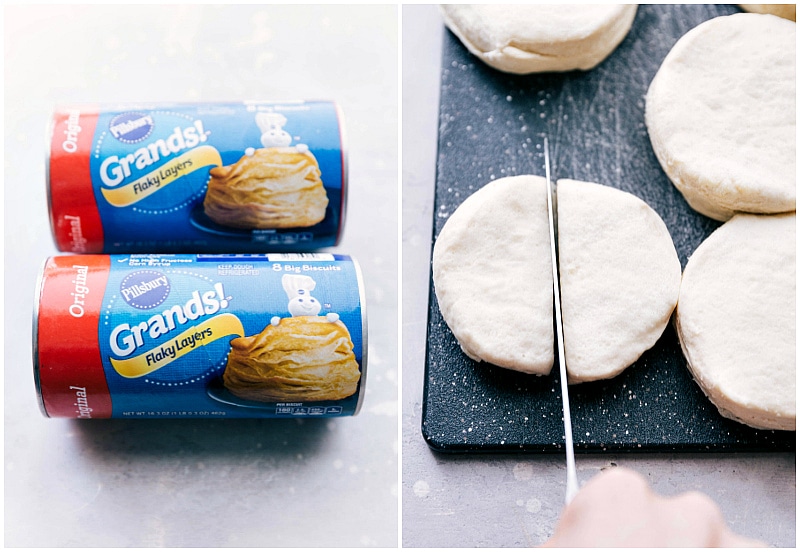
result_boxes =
[432,175,554,375]
[676,213,796,431]
[439,4,638,74]
[739,4,796,21]
[557,179,682,383]
[645,13,796,221]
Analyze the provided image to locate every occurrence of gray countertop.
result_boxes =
[401,4,795,548]
[4,5,397,547]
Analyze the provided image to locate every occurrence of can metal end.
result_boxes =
[351,255,368,417]
[32,257,52,418]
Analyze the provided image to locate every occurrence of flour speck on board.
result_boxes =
[526,498,542,513]
[413,480,431,498]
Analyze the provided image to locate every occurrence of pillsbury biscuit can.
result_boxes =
[47,101,347,253]
[33,253,367,418]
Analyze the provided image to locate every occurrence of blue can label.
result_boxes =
[91,254,365,417]
[49,102,346,253]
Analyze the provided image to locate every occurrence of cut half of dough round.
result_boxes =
[440,5,638,74]
[645,13,796,221]
[557,179,682,383]
[432,175,554,375]
[676,213,796,431]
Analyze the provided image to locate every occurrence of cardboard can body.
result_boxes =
[34,254,367,419]
[47,101,347,253]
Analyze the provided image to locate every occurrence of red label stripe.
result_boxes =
[48,108,104,253]
[36,255,112,418]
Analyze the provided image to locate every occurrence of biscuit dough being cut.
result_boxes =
[676,213,796,431]
[440,4,638,74]
[645,13,796,221]
[432,176,681,383]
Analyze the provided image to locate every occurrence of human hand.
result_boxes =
[541,467,766,548]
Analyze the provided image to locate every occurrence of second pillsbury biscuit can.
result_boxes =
[47,101,347,253]
[33,253,366,418]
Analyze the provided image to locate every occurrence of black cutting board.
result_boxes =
[422,5,795,453]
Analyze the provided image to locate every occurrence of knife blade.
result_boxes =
[543,137,579,505]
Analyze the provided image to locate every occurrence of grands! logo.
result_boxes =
[120,270,170,310]
[107,278,238,378]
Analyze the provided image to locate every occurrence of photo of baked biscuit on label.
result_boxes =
[219,274,360,403]
[202,112,330,230]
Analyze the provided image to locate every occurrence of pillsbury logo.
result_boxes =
[109,112,154,144]
[120,270,170,309]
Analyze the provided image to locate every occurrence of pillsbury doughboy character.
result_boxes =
[255,112,292,148]
[270,274,340,326]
